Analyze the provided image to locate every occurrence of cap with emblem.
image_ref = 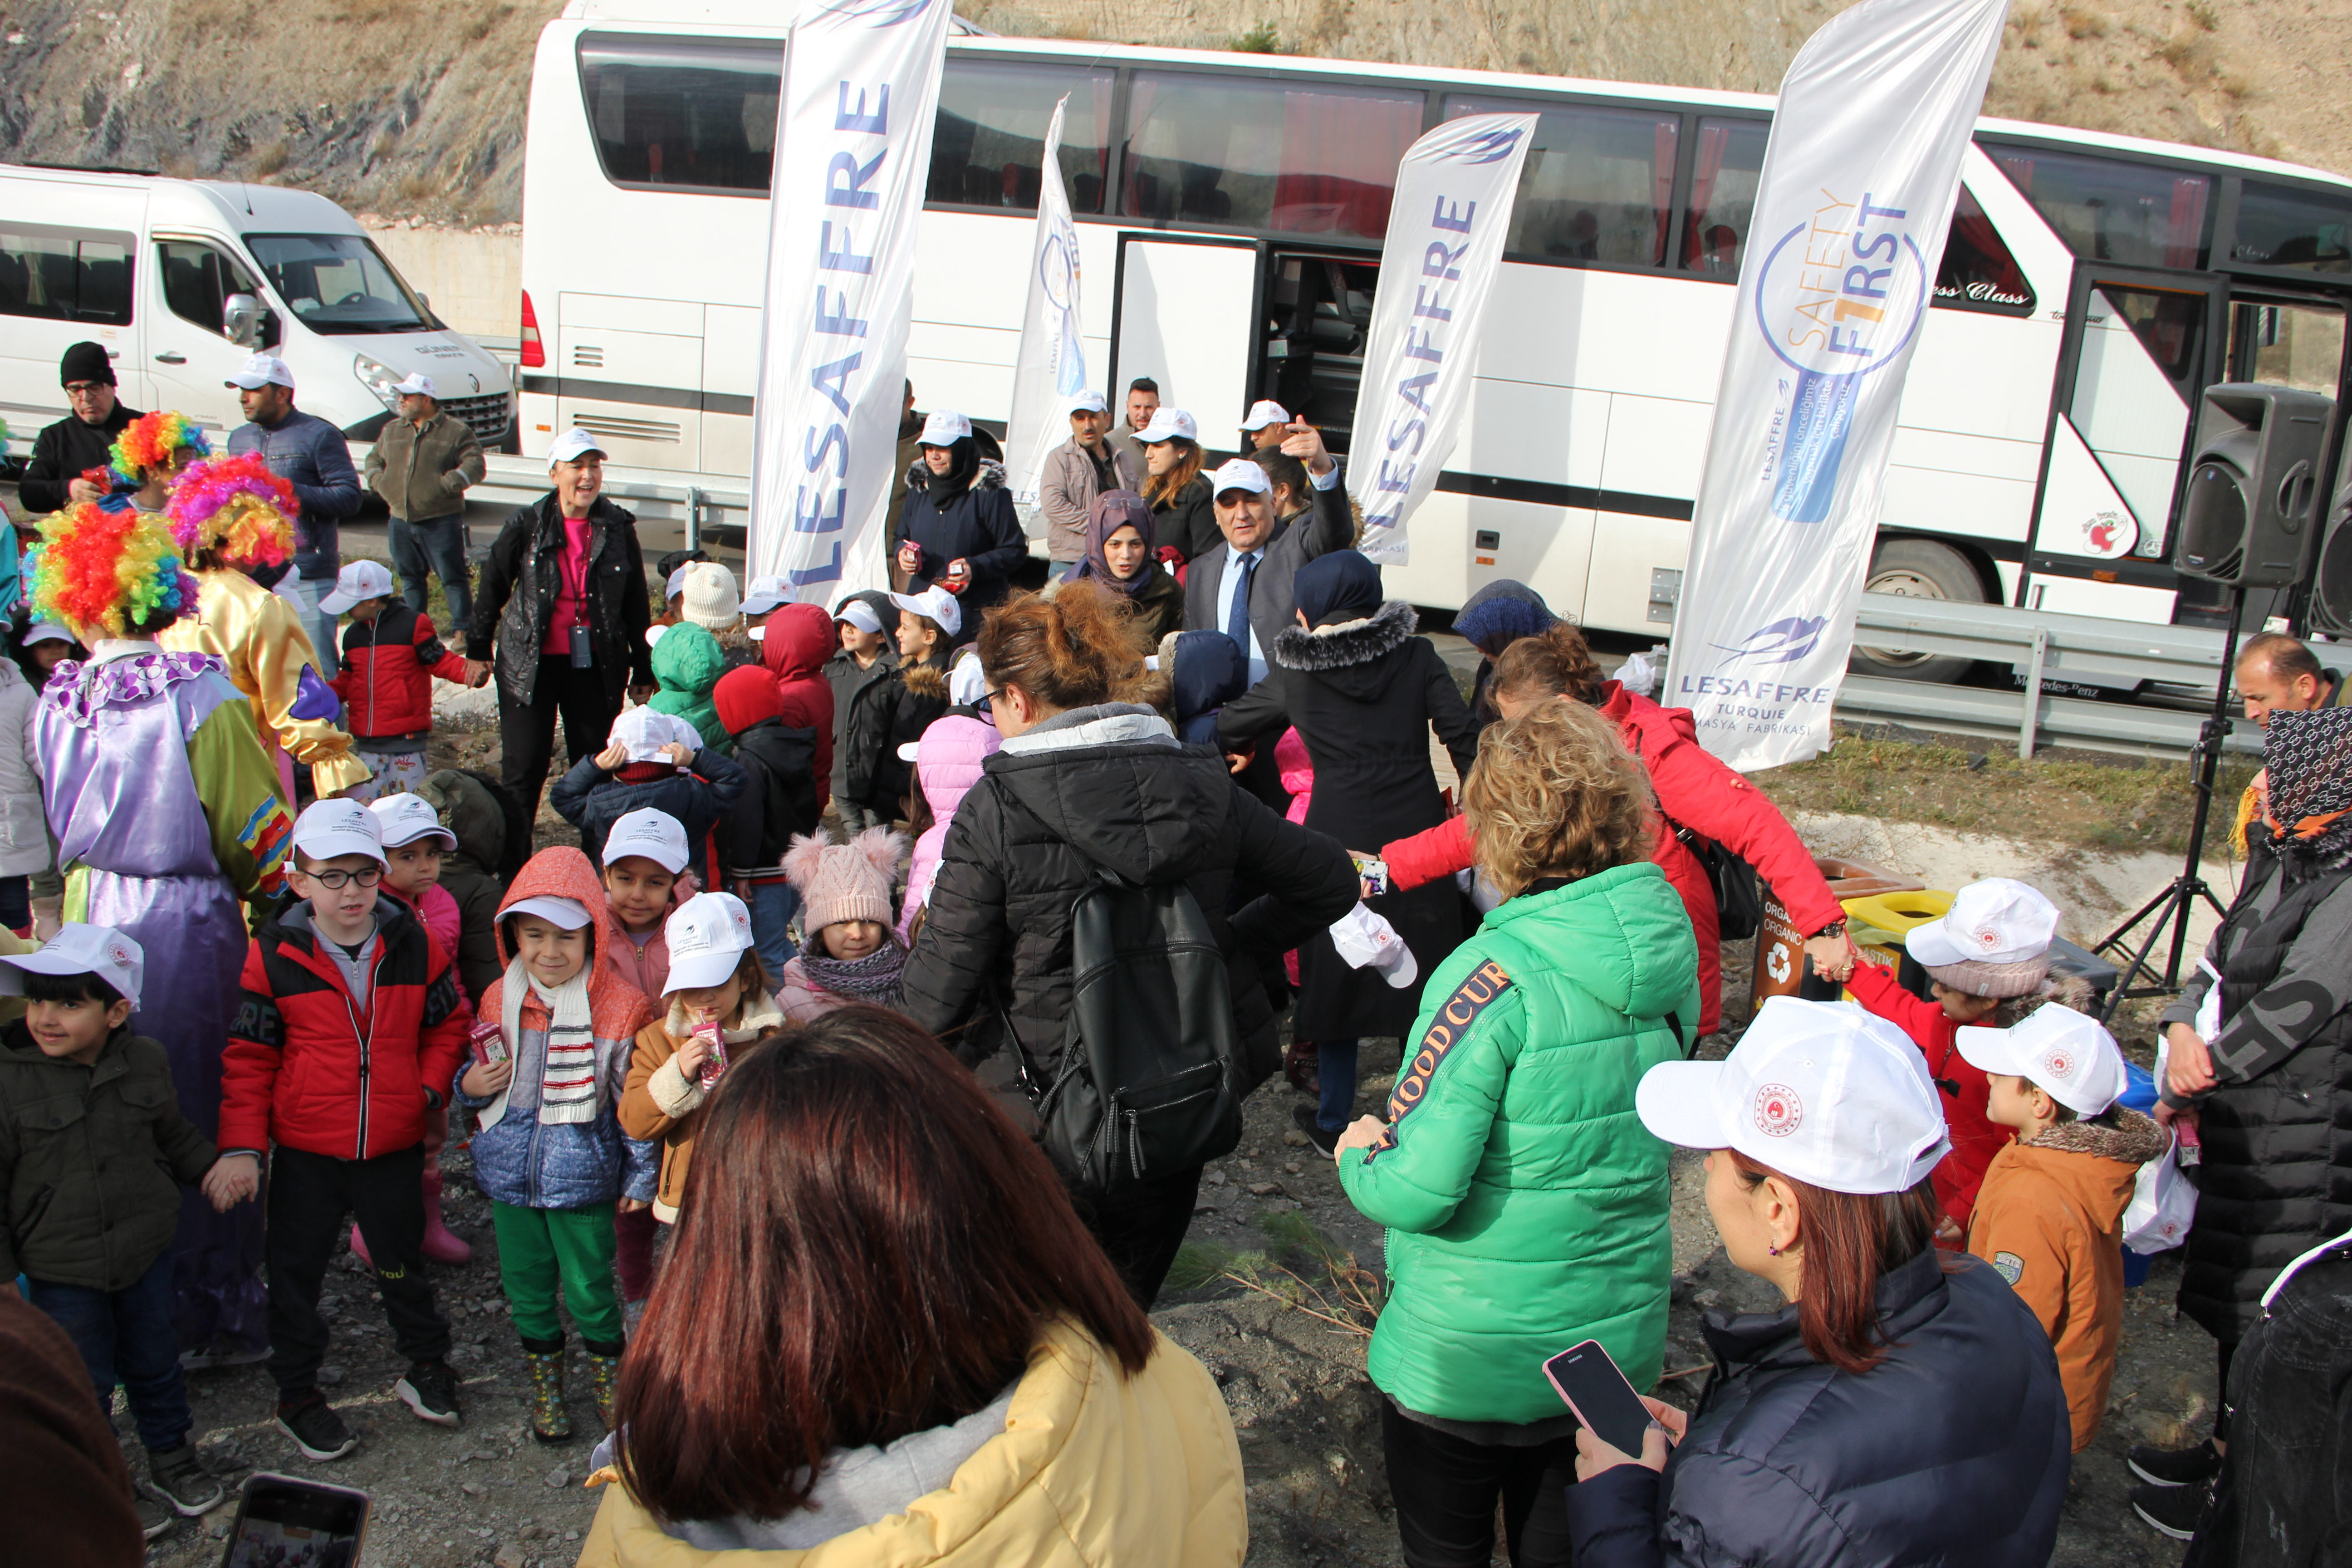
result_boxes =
[505,894,593,931]
[1636,997,1951,1195]
[225,353,295,391]
[319,559,397,615]
[1209,458,1270,498]
[662,892,756,992]
[0,923,145,1009]
[290,798,387,869]
[740,575,791,618]
[1242,400,1292,433]
[1906,878,2060,998]
[608,706,697,764]
[603,808,690,875]
[1064,390,1107,416]
[368,791,457,850]
[835,599,883,637]
[918,409,973,446]
[547,427,606,466]
[888,585,961,637]
[1955,1006,2127,1117]
[1133,408,1199,446]
[392,372,437,399]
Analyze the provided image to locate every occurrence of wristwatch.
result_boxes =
[1809,919,1847,940]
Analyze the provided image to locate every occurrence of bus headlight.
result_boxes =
[353,352,403,413]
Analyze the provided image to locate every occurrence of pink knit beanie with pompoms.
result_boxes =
[782,826,906,932]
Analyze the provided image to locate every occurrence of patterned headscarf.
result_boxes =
[2263,707,2352,832]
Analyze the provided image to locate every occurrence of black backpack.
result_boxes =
[453,767,535,888]
[1013,866,1245,1196]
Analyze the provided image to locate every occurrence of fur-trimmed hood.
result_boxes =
[2019,1104,2169,1165]
[902,456,1008,494]
[1270,599,1418,681]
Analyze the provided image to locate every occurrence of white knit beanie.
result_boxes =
[681,562,742,631]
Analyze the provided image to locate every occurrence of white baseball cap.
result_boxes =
[1209,459,1270,499]
[392,372,437,398]
[663,566,693,602]
[1133,408,1198,445]
[889,585,961,637]
[225,353,295,391]
[1242,400,1292,431]
[1906,878,2061,968]
[547,427,606,466]
[948,647,990,709]
[320,559,398,614]
[608,705,695,763]
[505,894,593,931]
[740,575,791,618]
[0,923,146,1010]
[20,622,76,647]
[368,792,456,850]
[1065,390,1108,416]
[1956,1006,2127,1117]
[603,807,691,875]
[290,798,387,869]
[1636,997,1952,1196]
[663,891,756,992]
[918,409,974,446]
[835,599,883,636]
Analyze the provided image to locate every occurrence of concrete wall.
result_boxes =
[362,219,523,343]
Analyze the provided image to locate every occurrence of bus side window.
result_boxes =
[1681,118,1770,278]
[1933,187,2034,312]
[1441,95,1679,268]
[924,59,1115,215]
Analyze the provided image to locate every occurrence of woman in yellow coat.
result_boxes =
[578,1006,1246,1568]
[159,452,372,797]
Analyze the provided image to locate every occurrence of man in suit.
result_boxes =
[1183,424,1350,808]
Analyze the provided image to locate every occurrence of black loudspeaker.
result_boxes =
[2175,383,2332,586]
[2311,480,2352,635]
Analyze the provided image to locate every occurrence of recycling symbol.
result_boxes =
[1766,943,1793,983]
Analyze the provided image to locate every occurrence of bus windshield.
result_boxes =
[244,234,436,334]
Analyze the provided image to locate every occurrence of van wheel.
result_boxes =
[1851,539,1985,685]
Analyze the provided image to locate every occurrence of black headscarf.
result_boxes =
[1291,549,1384,628]
[923,436,981,505]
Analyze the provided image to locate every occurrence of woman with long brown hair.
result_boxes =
[582,1005,1248,1563]
[1567,997,2071,1568]
[900,581,1357,1305]
[1133,407,1218,562]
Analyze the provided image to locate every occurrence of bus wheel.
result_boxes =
[1851,538,1984,684]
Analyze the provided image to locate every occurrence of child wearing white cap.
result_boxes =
[1567,997,2073,1565]
[595,806,692,1001]
[0,924,245,1520]
[1818,876,2092,1238]
[837,601,952,827]
[1957,1009,2167,1452]
[324,559,475,802]
[453,846,658,1441]
[617,892,785,1235]
[549,705,747,877]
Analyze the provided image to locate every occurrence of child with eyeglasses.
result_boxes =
[217,800,475,1463]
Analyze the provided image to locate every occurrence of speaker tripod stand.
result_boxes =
[2094,583,2245,1025]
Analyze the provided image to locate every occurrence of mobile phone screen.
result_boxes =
[220,1474,370,1568]
[1542,1339,1654,1457]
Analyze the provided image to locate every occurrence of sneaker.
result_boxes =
[276,1391,358,1461]
[180,1342,271,1371]
[396,1360,464,1427]
[2128,1437,2221,1488]
[145,1442,225,1516]
[134,1492,174,1541]
[2132,1480,2208,1541]
[1292,1102,1340,1159]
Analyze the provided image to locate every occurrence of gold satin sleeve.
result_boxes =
[161,570,375,796]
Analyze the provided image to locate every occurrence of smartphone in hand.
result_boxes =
[1542,1339,1654,1457]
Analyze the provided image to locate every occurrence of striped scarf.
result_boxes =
[500,961,600,1126]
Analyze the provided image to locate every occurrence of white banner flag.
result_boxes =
[1347,113,1537,564]
[1663,0,2007,769]
[1005,94,1089,508]
[747,0,953,598]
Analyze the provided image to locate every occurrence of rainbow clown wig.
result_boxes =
[26,502,201,639]
[108,410,211,483]
[167,452,297,569]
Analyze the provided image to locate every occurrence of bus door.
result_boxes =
[1258,250,1380,454]
[2022,266,2226,624]
[1108,233,1264,459]
[2220,291,2347,628]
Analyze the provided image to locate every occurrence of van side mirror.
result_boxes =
[224,293,263,348]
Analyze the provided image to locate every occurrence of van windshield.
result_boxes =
[243,233,437,334]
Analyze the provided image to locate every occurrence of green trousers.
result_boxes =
[489,1200,624,1352]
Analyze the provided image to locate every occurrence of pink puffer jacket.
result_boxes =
[896,714,1002,944]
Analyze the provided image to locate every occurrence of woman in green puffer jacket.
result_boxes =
[645,621,733,755]
[1333,698,1699,1568]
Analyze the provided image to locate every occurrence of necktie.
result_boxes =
[1227,550,1259,652]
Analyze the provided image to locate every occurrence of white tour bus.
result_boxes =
[0,167,513,455]
[519,0,2352,672]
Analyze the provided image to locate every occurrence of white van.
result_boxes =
[0,166,512,453]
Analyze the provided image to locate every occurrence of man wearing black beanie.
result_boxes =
[17,343,144,516]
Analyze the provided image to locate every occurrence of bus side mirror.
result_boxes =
[224,293,263,348]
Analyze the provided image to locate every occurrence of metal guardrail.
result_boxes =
[1833,592,2259,759]
[475,455,746,553]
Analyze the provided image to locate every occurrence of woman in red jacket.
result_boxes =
[1381,624,1850,1033]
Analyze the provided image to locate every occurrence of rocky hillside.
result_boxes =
[0,0,2344,225]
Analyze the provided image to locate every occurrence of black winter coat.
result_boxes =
[1267,601,1478,1039]
[1152,474,1220,564]
[719,718,821,874]
[893,460,1025,637]
[467,493,654,705]
[900,705,1359,1093]
[16,402,140,516]
[2168,824,2352,1342]
[548,749,748,876]
[844,656,949,813]
[1567,1250,2072,1568]
[827,630,900,804]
